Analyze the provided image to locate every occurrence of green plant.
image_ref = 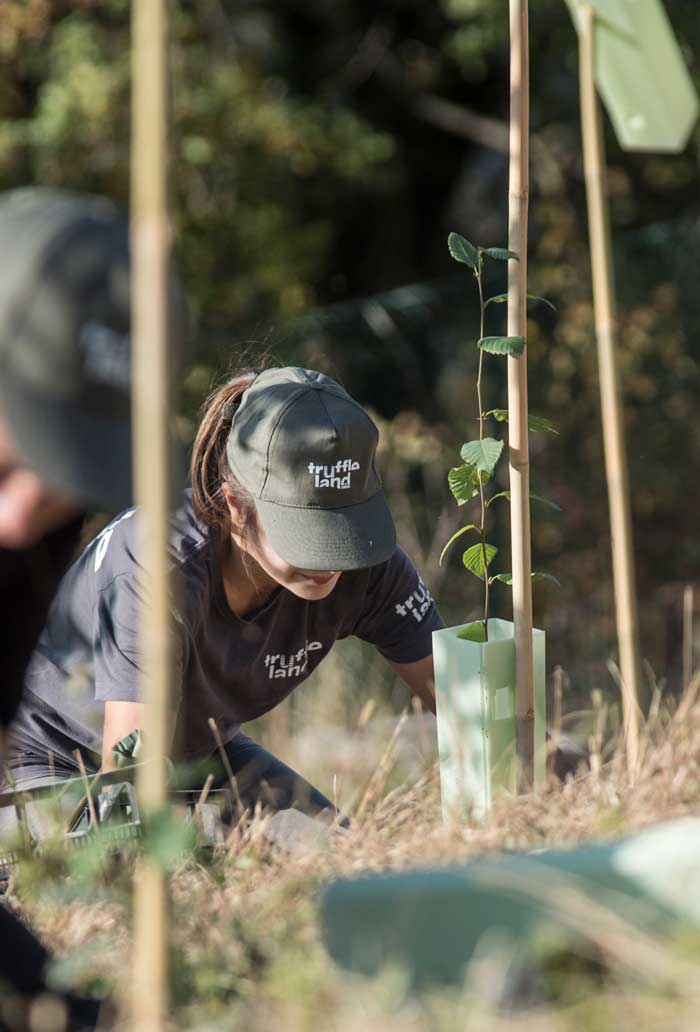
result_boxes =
[440,232,559,643]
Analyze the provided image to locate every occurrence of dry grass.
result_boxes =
[6,684,700,1031]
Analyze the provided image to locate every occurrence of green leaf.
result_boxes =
[456,621,487,643]
[486,490,510,508]
[484,409,558,434]
[460,438,503,475]
[486,490,561,512]
[479,336,526,358]
[439,525,479,566]
[485,292,556,311]
[530,492,562,512]
[489,572,561,587]
[448,464,480,505]
[463,542,498,580]
[527,415,558,434]
[482,247,519,262]
[142,807,196,872]
[447,232,479,270]
[532,572,561,587]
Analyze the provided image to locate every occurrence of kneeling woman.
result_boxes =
[6,366,443,825]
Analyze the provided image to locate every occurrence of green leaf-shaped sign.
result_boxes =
[447,232,479,270]
[479,336,526,358]
[460,438,504,475]
[482,247,519,262]
[448,464,480,505]
[564,0,699,153]
[463,542,498,580]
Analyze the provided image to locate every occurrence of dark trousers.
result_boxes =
[1,731,337,838]
[214,732,336,819]
[1,515,103,1030]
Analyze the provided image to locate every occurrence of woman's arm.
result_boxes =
[102,699,145,772]
[386,654,436,715]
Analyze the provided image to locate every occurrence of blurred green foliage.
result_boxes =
[1,0,699,698]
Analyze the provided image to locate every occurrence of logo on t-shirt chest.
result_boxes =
[264,640,323,679]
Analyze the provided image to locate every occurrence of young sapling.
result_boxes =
[440,232,559,643]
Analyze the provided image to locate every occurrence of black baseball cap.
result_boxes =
[226,367,396,570]
[0,187,187,511]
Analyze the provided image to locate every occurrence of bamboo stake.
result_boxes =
[131,0,172,1028]
[579,6,640,778]
[507,0,534,792]
[683,585,694,695]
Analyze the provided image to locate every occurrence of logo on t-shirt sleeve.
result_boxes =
[394,576,434,624]
[264,640,323,679]
[92,508,136,573]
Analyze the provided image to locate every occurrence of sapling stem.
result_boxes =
[475,260,490,638]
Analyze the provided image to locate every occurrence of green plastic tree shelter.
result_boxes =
[565,0,698,776]
[321,817,700,989]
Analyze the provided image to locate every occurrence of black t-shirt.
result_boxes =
[12,491,443,767]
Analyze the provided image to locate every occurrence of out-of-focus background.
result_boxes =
[4,1,699,782]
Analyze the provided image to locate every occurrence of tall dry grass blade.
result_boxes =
[411,696,432,761]
[74,749,99,831]
[683,584,694,695]
[3,764,32,853]
[552,666,564,750]
[354,708,408,822]
[588,689,607,783]
[675,666,700,724]
[208,717,244,818]
[357,698,376,729]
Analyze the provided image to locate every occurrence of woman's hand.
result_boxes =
[386,654,436,715]
[102,700,145,772]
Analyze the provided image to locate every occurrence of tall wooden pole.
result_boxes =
[507,0,534,792]
[579,6,640,777]
[131,0,172,1028]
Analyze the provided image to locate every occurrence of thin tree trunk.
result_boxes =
[579,5,640,778]
[507,0,534,792]
[131,0,172,1028]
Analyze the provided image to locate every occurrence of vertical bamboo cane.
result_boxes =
[131,0,171,1028]
[507,0,534,792]
[579,5,640,777]
[683,585,694,694]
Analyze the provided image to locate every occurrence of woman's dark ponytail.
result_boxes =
[190,369,260,527]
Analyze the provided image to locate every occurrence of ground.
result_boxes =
[5,688,700,1032]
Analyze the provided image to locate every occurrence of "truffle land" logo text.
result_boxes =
[307,459,360,490]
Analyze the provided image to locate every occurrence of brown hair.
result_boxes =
[190,368,261,528]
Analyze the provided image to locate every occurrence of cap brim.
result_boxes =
[256,489,396,572]
[0,378,186,513]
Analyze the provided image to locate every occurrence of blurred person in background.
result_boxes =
[0,187,184,1032]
